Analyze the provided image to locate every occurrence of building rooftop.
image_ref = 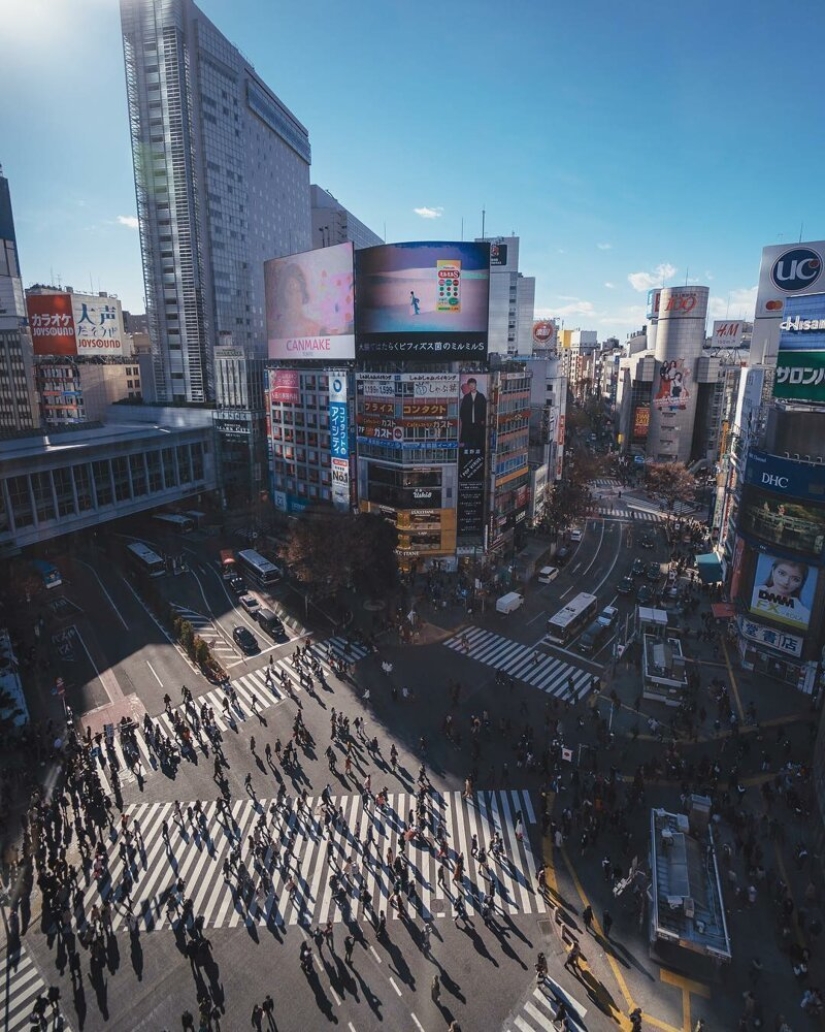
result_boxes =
[0,421,209,462]
[649,805,731,960]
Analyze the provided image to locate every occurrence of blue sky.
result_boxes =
[2,0,824,339]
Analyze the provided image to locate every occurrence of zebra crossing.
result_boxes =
[170,605,238,659]
[591,478,621,489]
[594,506,662,522]
[91,636,371,797]
[443,627,593,700]
[0,944,73,1032]
[78,790,545,932]
[503,976,588,1032]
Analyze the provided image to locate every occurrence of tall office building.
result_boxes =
[478,237,535,356]
[120,0,312,404]
[0,167,38,432]
[311,186,383,252]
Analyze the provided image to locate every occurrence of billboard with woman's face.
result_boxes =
[265,242,355,360]
[749,552,817,631]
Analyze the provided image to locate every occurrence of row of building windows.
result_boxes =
[0,443,206,534]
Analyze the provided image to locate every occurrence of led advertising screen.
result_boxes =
[633,406,650,439]
[457,373,488,539]
[744,450,825,503]
[265,242,355,361]
[355,241,490,360]
[749,551,818,631]
[774,292,825,403]
[653,358,691,410]
[269,369,300,406]
[27,294,77,355]
[739,486,825,557]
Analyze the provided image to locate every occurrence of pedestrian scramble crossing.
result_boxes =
[503,976,588,1032]
[0,943,73,1032]
[78,790,545,932]
[91,636,370,797]
[443,627,593,701]
[591,478,621,489]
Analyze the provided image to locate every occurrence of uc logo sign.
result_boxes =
[771,248,822,292]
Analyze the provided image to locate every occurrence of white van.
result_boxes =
[496,591,524,614]
[538,566,559,584]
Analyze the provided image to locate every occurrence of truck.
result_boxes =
[495,591,524,614]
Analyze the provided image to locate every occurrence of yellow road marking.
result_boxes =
[721,639,744,720]
[660,968,710,1031]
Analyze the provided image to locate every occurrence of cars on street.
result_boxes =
[569,527,583,542]
[232,625,260,654]
[538,566,559,584]
[646,562,661,581]
[631,558,646,577]
[637,584,654,605]
[598,605,619,628]
[640,534,656,549]
[239,595,260,614]
[556,546,571,566]
[228,575,246,595]
[617,575,634,595]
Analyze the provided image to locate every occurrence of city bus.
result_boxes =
[546,592,599,646]
[236,548,281,586]
[220,549,238,579]
[31,559,62,590]
[127,542,166,578]
[152,512,194,533]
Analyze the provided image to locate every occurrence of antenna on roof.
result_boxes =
[481,207,486,239]
[799,222,804,243]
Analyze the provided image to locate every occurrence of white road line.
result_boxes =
[146,660,164,687]
[411,1014,425,1031]
[369,944,382,964]
[329,985,342,1006]
[388,976,403,997]
[75,557,129,630]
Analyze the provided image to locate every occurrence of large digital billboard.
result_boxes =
[265,242,355,361]
[457,373,488,539]
[27,292,124,356]
[749,552,818,631]
[744,450,825,503]
[739,486,825,557]
[774,292,825,403]
[755,243,825,320]
[355,242,490,360]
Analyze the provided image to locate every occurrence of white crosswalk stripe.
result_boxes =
[594,506,662,522]
[503,976,589,1032]
[591,478,621,488]
[443,627,593,701]
[78,790,545,932]
[0,943,74,1032]
[170,605,238,657]
[89,637,370,795]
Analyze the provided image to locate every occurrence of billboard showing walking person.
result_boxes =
[457,373,488,540]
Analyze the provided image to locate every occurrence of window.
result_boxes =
[112,457,132,502]
[92,460,113,506]
[53,467,75,518]
[130,454,147,496]
[7,475,33,528]
[146,451,162,493]
[73,465,93,511]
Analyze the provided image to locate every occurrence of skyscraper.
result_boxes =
[0,167,39,432]
[477,237,535,356]
[120,0,312,404]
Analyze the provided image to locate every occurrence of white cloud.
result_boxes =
[628,262,677,292]
[117,215,139,229]
[707,286,758,321]
[413,206,443,219]
[597,243,612,251]
[604,282,616,289]
[556,299,596,318]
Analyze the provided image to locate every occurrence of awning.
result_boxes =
[695,553,723,584]
[711,602,736,619]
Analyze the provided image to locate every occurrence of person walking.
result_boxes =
[603,910,613,939]
[564,940,583,974]
[582,904,593,933]
[251,1002,263,1029]
[262,994,275,1025]
[344,935,354,964]
[431,974,441,1002]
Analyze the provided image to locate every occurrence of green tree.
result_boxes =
[194,637,210,666]
[179,620,194,653]
[348,513,398,599]
[644,462,697,509]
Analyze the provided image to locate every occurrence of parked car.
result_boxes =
[239,595,260,614]
[228,575,246,595]
[646,562,661,582]
[640,534,656,549]
[232,626,260,654]
[636,584,654,605]
[598,605,619,628]
[617,575,634,595]
[569,527,583,542]
[631,558,646,577]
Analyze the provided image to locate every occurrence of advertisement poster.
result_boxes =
[653,358,691,409]
[755,242,825,320]
[27,294,76,355]
[774,293,825,402]
[633,406,650,439]
[712,320,747,349]
[749,552,817,631]
[739,486,825,557]
[532,321,556,348]
[269,369,300,406]
[265,242,354,360]
[355,241,490,360]
[457,373,488,539]
[71,294,124,355]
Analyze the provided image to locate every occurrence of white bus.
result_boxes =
[237,548,281,586]
[127,542,166,578]
[547,592,599,646]
[153,513,194,533]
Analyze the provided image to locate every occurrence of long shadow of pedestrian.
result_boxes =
[72,976,88,1029]
[105,931,120,974]
[381,930,415,989]
[489,920,527,967]
[304,967,339,1024]
[129,930,144,980]
[349,964,383,1020]
[429,959,465,1004]
[460,919,500,967]
[88,956,109,1019]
